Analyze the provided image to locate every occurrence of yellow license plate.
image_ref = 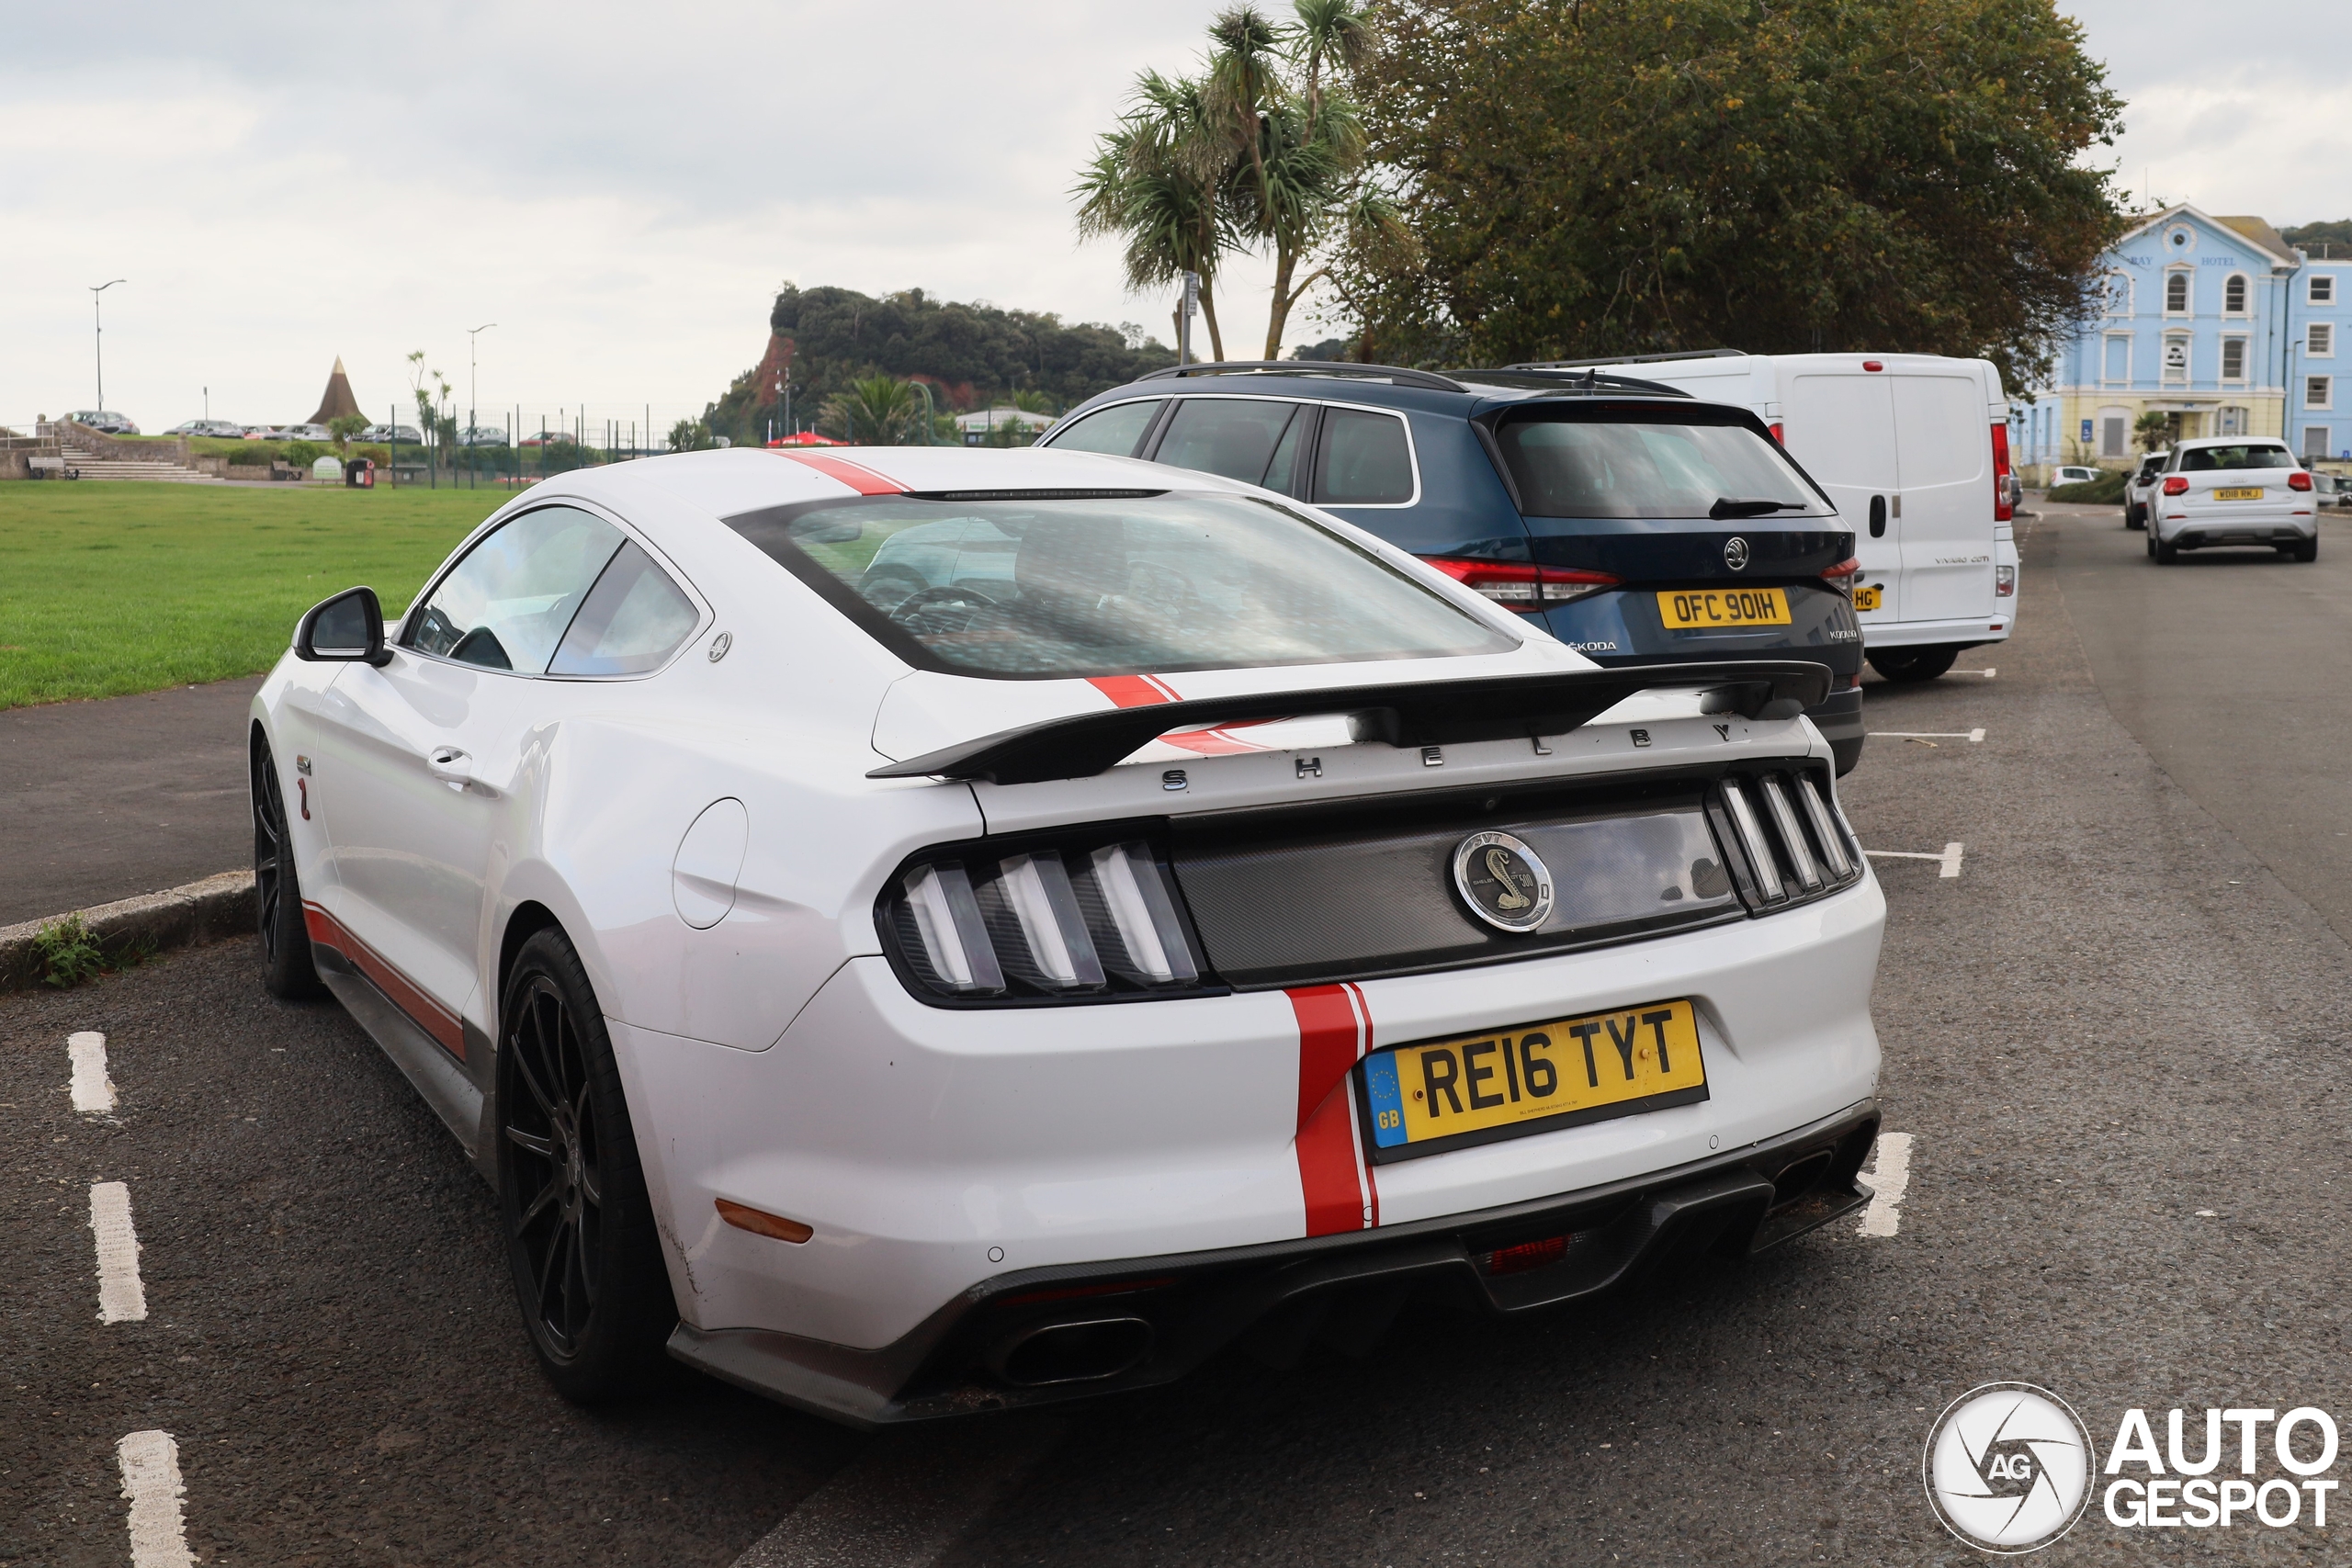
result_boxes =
[1851,585,1883,612]
[1361,999,1707,1156]
[2213,487,2264,501]
[1657,587,1792,628]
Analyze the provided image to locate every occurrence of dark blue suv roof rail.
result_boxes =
[1138,360,1470,393]
[1504,348,1744,368]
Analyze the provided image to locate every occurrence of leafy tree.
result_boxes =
[822,377,924,445]
[1010,389,1058,414]
[2134,410,2173,454]
[326,413,369,464]
[2283,220,2352,250]
[1076,71,1237,360]
[1329,0,2127,389]
[668,419,714,452]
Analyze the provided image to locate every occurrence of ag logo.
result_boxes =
[1452,830,1554,933]
[1923,1382,2095,1553]
[1724,536,1750,571]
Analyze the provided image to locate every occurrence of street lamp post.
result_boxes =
[904,378,936,446]
[89,279,125,414]
[468,322,496,490]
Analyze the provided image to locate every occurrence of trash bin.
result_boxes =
[345,457,375,489]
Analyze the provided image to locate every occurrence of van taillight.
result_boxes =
[2162,476,2188,495]
[1419,557,1620,611]
[1990,423,2014,523]
[1769,422,1785,446]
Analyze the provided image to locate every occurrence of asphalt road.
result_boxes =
[12,506,2352,1563]
[0,678,258,928]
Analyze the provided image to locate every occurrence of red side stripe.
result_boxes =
[303,902,467,1060]
[1289,984,1376,1236]
[1088,674,1171,708]
[769,450,906,494]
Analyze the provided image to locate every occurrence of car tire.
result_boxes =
[2154,536,2179,564]
[496,927,675,1404]
[2125,503,2145,531]
[251,734,323,999]
[2293,536,2320,563]
[1864,646,1960,683]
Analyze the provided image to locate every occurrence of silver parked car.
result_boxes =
[2122,451,2166,531]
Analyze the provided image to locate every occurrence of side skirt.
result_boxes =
[315,946,492,1183]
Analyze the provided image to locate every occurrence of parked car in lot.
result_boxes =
[360,423,424,445]
[65,410,138,434]
[1040,361,1868,773]
[2123,452,2167,530]
[2051,465,2099,487]
[1579,352,2018,686]
[459,425,510,446]
[2148,438,2319,562]
[251,445,1884,1425]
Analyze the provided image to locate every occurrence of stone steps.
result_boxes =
[56,447,222,482]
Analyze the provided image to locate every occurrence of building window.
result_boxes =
[2163,337,2190,384]
[2305,426,2333,459]
[2225,274,2249,313]
[2219,406,2248,436]
[2221,338,2248,380]
[2308,375,2334,410]
[2313,275,2337,305]
[2165,271,2191,314]
[2100,414,2128,457]
[2101,333,2132,384]
[2104,272,2133,316]
[2312,323,2335,357]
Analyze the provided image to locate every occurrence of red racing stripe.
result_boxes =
[303,902,467,1060]
[1088,674,1172,708]
[768,450,906,494]
[1288,984,1379,1235]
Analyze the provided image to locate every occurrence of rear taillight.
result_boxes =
[1990,423,2014,523]
[1419,556,1620,611]
[1714,769,1860,908]
[1819,556,1860,602]
[2163,476,2189,495]
[2290,470,2314,491]
[1996,565,2016,598]
[1769,422,1786,446]
[886,840,1204,1002]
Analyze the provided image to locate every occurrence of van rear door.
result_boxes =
[1783,370,1900,624]
[1890,372,1996,622]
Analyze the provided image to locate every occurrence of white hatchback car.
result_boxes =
[250,446,1885,1426]
[2148,438,2320,563]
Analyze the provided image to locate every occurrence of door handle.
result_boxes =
[426,747,473,789]
[1869,495,1887,537]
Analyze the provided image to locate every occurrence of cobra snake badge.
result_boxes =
[1486,847,1531,910]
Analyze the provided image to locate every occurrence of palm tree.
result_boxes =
[1073,69,1235,361]
[821,376,921,445]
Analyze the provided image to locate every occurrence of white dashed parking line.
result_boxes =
[1858,1133,1913,1237]
[116,1429,196,1568]
[1869,729,1985,743]
[69,1031,115,1114]
[1864,843,1966,878]
[89,1180,149,1324]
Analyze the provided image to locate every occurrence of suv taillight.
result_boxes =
[1819,555,1861,603]
[1419,557,1620,611]
[2290,470,2314,491]
[1990,423,2014,523]
[2162,476,2189,495]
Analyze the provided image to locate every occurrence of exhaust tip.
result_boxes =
[1770,1150,1834,1210]
[992,1316,1155,1387]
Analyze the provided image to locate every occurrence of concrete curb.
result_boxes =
[0,870,253,992]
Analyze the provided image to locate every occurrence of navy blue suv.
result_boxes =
[1038,362,1866,773]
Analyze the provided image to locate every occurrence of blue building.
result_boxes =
[2018,204,2352,473]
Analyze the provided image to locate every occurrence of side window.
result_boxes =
[548,542,701,676]
[1312,408,1415,505]
[407,505,625,673]
[1151,399,1301,486]
[1046,400,1164,457]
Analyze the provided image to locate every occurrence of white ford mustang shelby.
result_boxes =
[249,445,1884,1426]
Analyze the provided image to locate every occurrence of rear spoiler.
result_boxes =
[867,660,1833,785]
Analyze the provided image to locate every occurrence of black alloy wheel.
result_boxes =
[1863,645,1959,683]
[497,928,673,1402]
[251,733,322,998]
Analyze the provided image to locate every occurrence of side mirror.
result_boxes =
[294,586,393,666]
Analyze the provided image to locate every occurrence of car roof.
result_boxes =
[1059,360,1703,423]
[2174,434,2290,448]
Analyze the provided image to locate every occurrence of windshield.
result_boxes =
[725,491,1512,679]
[2179,444,2296,472]
[1495,412,1831,519]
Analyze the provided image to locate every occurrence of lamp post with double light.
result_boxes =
[89,279,125,416]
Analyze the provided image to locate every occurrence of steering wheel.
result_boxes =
[889,582,1000,630]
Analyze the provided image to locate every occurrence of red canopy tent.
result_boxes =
[767,431,845,447]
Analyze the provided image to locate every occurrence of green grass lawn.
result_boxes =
[0,483,508,709]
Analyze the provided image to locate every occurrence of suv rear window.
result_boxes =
[2179,444,2296,471]
[725,491,1510,680]
[1496,411,1832,520]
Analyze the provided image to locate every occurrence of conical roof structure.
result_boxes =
[306,357,362,425]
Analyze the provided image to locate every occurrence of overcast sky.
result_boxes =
[2,1,2341,433]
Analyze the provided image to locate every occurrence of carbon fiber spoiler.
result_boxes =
[866,660,1834,786]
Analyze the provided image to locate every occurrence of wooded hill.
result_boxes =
[701,285,1179,445]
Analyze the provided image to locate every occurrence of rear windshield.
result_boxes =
[2178,444,2296,471]
[1496,412,1831,520]
[725,491,1512,680]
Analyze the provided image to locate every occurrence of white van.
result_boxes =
[1577,352,2018,682]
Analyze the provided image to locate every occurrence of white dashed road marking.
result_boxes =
[117,1429,196,1568]
[1858,1133,1914,1237]
[90,1180,149,1323]
[69,1031,115,1114]
[1864,843,1966,878]
[1870,729,1985,743]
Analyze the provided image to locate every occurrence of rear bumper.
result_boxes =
[2163,515,2315,547]
[1861,614,2010,651]
[668,1098,1882,1428]
[1806,687,1865,776]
